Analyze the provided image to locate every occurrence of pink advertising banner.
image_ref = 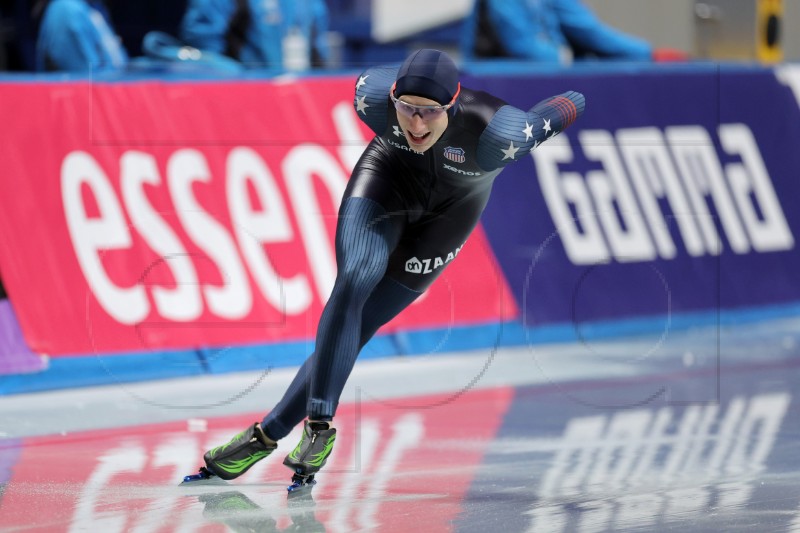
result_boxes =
[0,78,516,356]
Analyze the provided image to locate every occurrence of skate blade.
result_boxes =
[287,474,316,495]
[180,467,226,486]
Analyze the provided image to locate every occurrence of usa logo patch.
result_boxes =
[443,146,466,163]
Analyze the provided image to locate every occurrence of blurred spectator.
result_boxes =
[0,7,10,70]
[0,0,38,71]
[35,0,128,72]
[462,0,686,64]
[179,0,330,70]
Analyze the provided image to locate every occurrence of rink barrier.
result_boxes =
[0,79,516,357]
[5,300,800,395]
[0,301,45,376]
[1,63,800,393]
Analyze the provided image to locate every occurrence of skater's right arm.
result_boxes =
[352,65,399,136]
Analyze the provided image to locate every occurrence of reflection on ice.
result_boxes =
[528,392,791,532]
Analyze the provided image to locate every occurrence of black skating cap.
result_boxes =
[394,49,459,105]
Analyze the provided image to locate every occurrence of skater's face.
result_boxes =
[393,94,451,153]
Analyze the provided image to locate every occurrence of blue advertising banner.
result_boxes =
[466,65,800,329]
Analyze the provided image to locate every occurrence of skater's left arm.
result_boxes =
[476,91,585,171]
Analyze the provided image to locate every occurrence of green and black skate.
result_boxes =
[183,423,277,483]
[283,420,337,493]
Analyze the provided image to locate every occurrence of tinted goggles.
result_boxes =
[390,82,461,121]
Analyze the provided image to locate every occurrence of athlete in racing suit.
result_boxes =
[198,49,585,485]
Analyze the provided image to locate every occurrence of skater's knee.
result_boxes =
[338,251,387,290]
[334,198,394,294]
[330,236,390,305]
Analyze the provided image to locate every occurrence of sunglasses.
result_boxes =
[390,82,461,121]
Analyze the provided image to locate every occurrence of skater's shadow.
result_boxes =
[197,489,326,532]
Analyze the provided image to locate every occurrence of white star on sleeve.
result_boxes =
[501,140,520,160]
[355,75,368,91]
[542,118,552,135]
[356,95,370,115]
[522,121,534,141]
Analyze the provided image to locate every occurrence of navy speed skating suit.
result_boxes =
[261,59,584,435]
[200,49,584,486]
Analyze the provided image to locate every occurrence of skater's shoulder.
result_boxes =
[353,66,396,136]
[455,87,510,136]
[354,65,398,97]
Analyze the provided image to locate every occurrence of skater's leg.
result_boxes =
[281,277,421,480]
[306,196,399,421]
[360,276,424,344]
[261,276,421,440]
[308,275,421,419]
[260,357,313,441]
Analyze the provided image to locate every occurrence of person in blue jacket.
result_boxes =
[36,0,128,72]
[462,0,653,64]
[179,0,330,70]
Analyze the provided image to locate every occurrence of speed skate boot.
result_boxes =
[202,423,278,480]
[283,420,337,492]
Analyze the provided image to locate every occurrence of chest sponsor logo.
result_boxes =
[443,163,481,176]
